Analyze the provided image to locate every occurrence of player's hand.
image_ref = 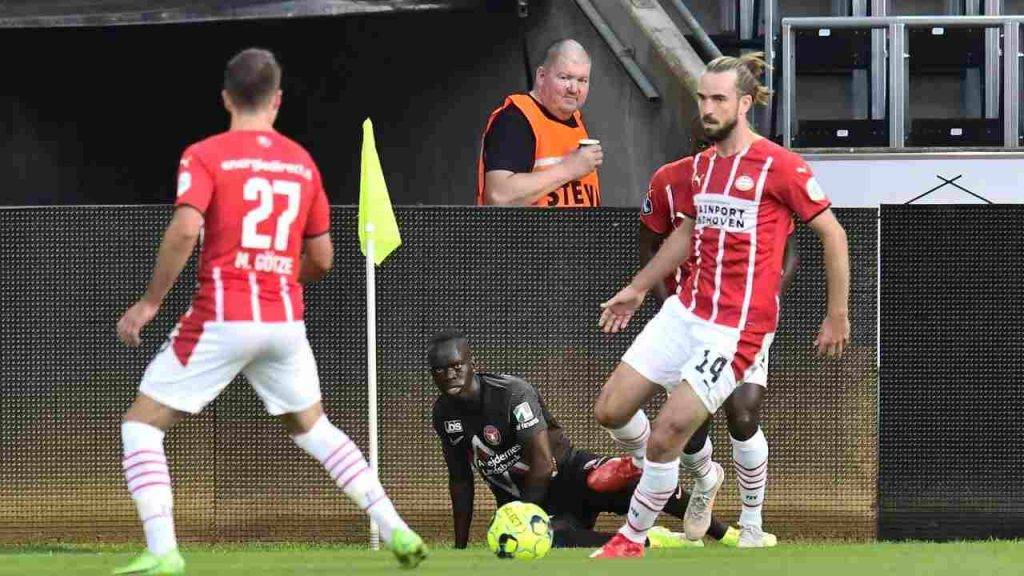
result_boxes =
[117,299,161,347]
[815,311,850,358]
[599,285,647,333]
[562,145,603,180]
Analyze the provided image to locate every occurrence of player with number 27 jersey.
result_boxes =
[176,130,330,325]
[114,49,427,575]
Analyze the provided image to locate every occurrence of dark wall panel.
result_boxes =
[879,205,1024,540]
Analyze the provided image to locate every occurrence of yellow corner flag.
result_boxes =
[359,118,402,265]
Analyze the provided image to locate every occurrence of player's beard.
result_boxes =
[702,114,738,143]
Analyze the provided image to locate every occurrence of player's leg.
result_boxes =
[551,513,629,548]
[680,417,721,497]
[560,454,704,550]
[592,363,659,469]
[554,526,622,548]
[592,301,729,559]
[116,323,242,575]
[593,383,710,559]
[282,403,420,551]
[637,383,711,532]
[724,382,775,547]
[586,460,729,546]
[591,300,690,492]
[250,323,425,567]
[727,333,777,548]
[115,395,189,575]
[659,484,731,544]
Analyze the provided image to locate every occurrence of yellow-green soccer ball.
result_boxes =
[486,501,553,560]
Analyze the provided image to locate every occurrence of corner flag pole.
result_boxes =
[358,117,400,551]
[365,224,381,551]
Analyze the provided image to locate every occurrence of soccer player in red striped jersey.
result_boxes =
[590,53,850,559]
[113,48,426,574]
[589,125,798,546]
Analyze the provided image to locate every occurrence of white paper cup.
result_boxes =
[578,138,600,147]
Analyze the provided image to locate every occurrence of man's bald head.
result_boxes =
[542,38,591,68]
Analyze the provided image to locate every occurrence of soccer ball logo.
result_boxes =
[486,501,553,560]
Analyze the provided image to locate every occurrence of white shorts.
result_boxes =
[622,297,774,413]
[139,321,321,416]
[744,343,771,387]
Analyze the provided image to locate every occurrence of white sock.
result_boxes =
[122,421,177,555]
[293,415,408,542]
[732,428,769,528]
[605,410,650,467]
[618,458,679,544]
[680,435,719,492]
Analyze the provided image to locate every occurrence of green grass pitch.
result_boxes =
[2,541,1022,576]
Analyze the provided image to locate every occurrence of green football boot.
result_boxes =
[719,526,742,547]
[112,549,185,575]
[648,526,705,549]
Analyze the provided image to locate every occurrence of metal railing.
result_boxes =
[781,15,1023,149]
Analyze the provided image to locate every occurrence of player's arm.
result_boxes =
[639,224,671,303]
[779,233,800,297]
[520,430,556,506]
[806,209,850,357]
[299,233,333,284]
[300,170,332,283]
[434,417,475,549]
[144,206,204,305]
[444,443,475,549]
[116,206,203,347]
[512,385,556,505]
[600,217,695,333]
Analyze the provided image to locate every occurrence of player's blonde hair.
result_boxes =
[705,52,772,106]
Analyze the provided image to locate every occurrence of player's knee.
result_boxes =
[647,419,688,457]
[593,398,629,430]
[726,409,759,441]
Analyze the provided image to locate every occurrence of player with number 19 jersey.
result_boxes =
[623,138,830,412]
[176,130,329,326]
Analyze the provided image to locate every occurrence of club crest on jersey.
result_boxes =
[641,196,653,215]
[483,425,501,446]
[734,175,755,192]
[444,420,463,434]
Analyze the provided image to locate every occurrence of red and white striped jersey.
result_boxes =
[677,138,830,335]
[641,156,696,296]
[174,130,330,326]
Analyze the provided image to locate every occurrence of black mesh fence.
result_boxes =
[0,206,876,544]
[879,205,1024,540]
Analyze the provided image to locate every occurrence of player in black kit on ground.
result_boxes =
[429,331,740,549]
